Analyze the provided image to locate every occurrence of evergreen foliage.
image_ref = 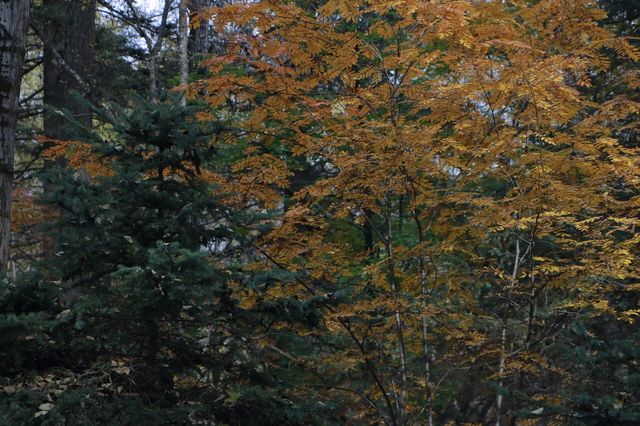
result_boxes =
[1,101,337,425]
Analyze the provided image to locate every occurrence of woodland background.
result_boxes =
[1,0,640,425]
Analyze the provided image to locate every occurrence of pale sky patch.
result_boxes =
[139,0,163,12]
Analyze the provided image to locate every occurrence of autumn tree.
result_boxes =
[199,0,640,423]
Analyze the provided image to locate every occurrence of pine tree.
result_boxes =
[1,99,338,425]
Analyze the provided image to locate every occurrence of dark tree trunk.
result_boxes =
[43,0,96,141]
[190,0,212,75]
[191,0,210,54]
[363,208,374,253]
[0,0,30,271]
[39,0,95,259]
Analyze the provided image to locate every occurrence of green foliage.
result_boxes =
[1,101,339,425]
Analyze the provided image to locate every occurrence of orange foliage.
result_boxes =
[195,0,640,422]
[39,136,113,178]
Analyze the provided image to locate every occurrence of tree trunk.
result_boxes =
[496,237,523,425]
[385,198,407,425]
[149,53,159,103]
[144,0,173,104]
[43,0,96,141]
[412,205,434,426]
[39,0,95,258]
[189,0,213,74]
[179,0,189,106]
[0,0,30,272]
[420,258,434,426]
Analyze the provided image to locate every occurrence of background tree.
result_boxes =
[40,0,96,139]
[0,0,31,271]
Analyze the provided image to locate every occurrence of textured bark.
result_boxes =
[43,0,96,141]
[0,0,30,271]
[191,0,212,56]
